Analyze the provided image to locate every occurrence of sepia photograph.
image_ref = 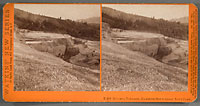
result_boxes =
[14,4,100,91]
[102,4,189,91]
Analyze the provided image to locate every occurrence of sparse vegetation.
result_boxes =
[102,7,188,40]
[101,7,188,91]
[14,8,100,91]
[14,8,100,41]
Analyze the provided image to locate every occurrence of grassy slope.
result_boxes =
[78,17,100,24]
[102,40,188,91]
[14,32,100,91]
[102,7,188,40]
[14,8,100,41]
[170,16,189,24]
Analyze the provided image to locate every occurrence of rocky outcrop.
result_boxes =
[63,39,80,61]
[121,37,172,60]
[70,51,100,70]
[155,45,172,60]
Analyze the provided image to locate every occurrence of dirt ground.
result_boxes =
[101,29,188,91]
[14,29,100,91]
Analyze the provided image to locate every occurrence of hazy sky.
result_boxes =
[15,4,100,20]
[103,4,189,20]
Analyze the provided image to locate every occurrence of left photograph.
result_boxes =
[14,4,100,91]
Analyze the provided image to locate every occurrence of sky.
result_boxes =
[103,4,189,20]
[15,4,100,20]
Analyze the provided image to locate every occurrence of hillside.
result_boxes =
[170,16,189,24]
[14,41,100,91]
[14,26,100,91]
[102,7,188,40]
[102,40,187,91]
[77,17,100,24]
[14,8,100,91]
[102,22,188,91]
[14,8,100,41]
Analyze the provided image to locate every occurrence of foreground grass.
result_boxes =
[102,41,188,91]
[14,41,100,91]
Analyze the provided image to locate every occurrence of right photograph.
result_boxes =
[101,4,189,91]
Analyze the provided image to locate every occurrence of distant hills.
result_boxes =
[102,7,188,40]
[77,17,100,24]
[14,8,100,41]
[170,16,189,24]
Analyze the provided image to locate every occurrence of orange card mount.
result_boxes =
[2,3,198,102]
